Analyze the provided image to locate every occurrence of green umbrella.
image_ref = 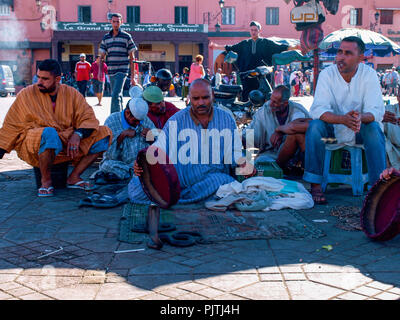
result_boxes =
[267,37,300,48]
[272,50,310,65]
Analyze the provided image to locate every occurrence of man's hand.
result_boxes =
[235,157,257,179]
[383,111,398,125]
[380,167,399,180]
[270,132,283,150]
[341,111,361,132]
[130,76,136,86]
[117,129,136,147]
[141,128,154,142]
[133,160,143,177]
[67,133,81,158]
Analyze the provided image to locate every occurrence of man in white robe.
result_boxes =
[303,36,386,204]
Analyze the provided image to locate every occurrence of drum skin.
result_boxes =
[361,173,400,241]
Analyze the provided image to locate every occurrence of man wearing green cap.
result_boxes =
[142,85,180,129]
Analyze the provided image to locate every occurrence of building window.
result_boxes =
[78,6,91,23]
[175,6,188,24]
[380,10,393,24]
[0,5,11,16]
[222,7,235,25]
[349,8,362,26]
[266,7,279,25]
[127,6,140,24]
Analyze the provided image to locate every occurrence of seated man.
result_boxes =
[130,78,252,205]
[382,90,400,169]
[0,59,111,197]
[303,37,386,204]
[142,85,180,129]
[244,85,310,174]
[96,98,156,184]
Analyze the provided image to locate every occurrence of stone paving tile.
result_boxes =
[129,260,192,275]
[306,272,372,291]
[0,282,22,291]
[283,273,307,281]
[15,275,83,292]
[19,293,53,300]
[367,281,394,291]
[0,274,18,283]
[213,293,247,300]
[192,259,256,275]
[157,287,190,298]
[0,291,13,299]
[195,287,225,299]
[374,292,400,300]
[67,253,113,270]
[177,282,208,292]
[176,292,209,300]
[6,285,37,297]
[232,282,290,300]
[337,292,367,300]
[140,293,171,300]
[95,282,151,300]
[194,274,259,292]
[127,275,191,292]
[42,284,102,300]
[353,286,382,297]
[179,258,204,267]
[285,281,345,300]
[259,274,283,281]
[388,287,400,295]
[109,252,157,270]
[75,238,119,253]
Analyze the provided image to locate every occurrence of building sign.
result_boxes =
[139,51,166,61]
[57,22,207,33]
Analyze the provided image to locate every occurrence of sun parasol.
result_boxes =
[319,28,400,57]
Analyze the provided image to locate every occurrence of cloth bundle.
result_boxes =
[205,176,314,212]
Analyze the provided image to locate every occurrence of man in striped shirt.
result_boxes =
[99,13,137,114]
[129,79,255,205]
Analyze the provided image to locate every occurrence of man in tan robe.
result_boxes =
[0,59,111,197]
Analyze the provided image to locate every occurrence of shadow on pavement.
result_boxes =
[0,167,400,300]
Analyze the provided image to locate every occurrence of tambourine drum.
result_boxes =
[361,173,400,241]
[137,147,181,209]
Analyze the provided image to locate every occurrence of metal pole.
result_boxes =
[313,48,319,94]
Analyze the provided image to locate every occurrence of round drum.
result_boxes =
[137,146,181,209]
[361,173,400,241]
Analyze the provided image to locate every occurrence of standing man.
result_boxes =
[388,66,399,97]
[99,13,137,114]
[303,37,386,204]
[210,21,297,101]
[75,53,91,97]
[214,68,222,88]
[90,55,108,106]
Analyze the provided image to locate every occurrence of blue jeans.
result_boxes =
[303,120,386,186]
[110,72,127,114]
[39,127,109,155]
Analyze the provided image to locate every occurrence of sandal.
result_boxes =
[38,186,54,197]
[310,188,327,205]
[67,180,95,191]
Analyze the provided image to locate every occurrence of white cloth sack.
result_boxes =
[211,176,314,211]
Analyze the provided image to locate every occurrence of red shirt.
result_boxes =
[147,101,180,129]
[90,61,108,82]
[75,61,91,81]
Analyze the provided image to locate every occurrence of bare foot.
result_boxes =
[146,205,163,250]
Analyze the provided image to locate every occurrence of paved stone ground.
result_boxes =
[0,96,399,300]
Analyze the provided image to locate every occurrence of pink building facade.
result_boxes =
[0,0,399,84]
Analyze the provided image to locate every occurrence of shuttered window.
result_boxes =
[127,6,140,24]
[175,6,188,24]
[266,7,279,25]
